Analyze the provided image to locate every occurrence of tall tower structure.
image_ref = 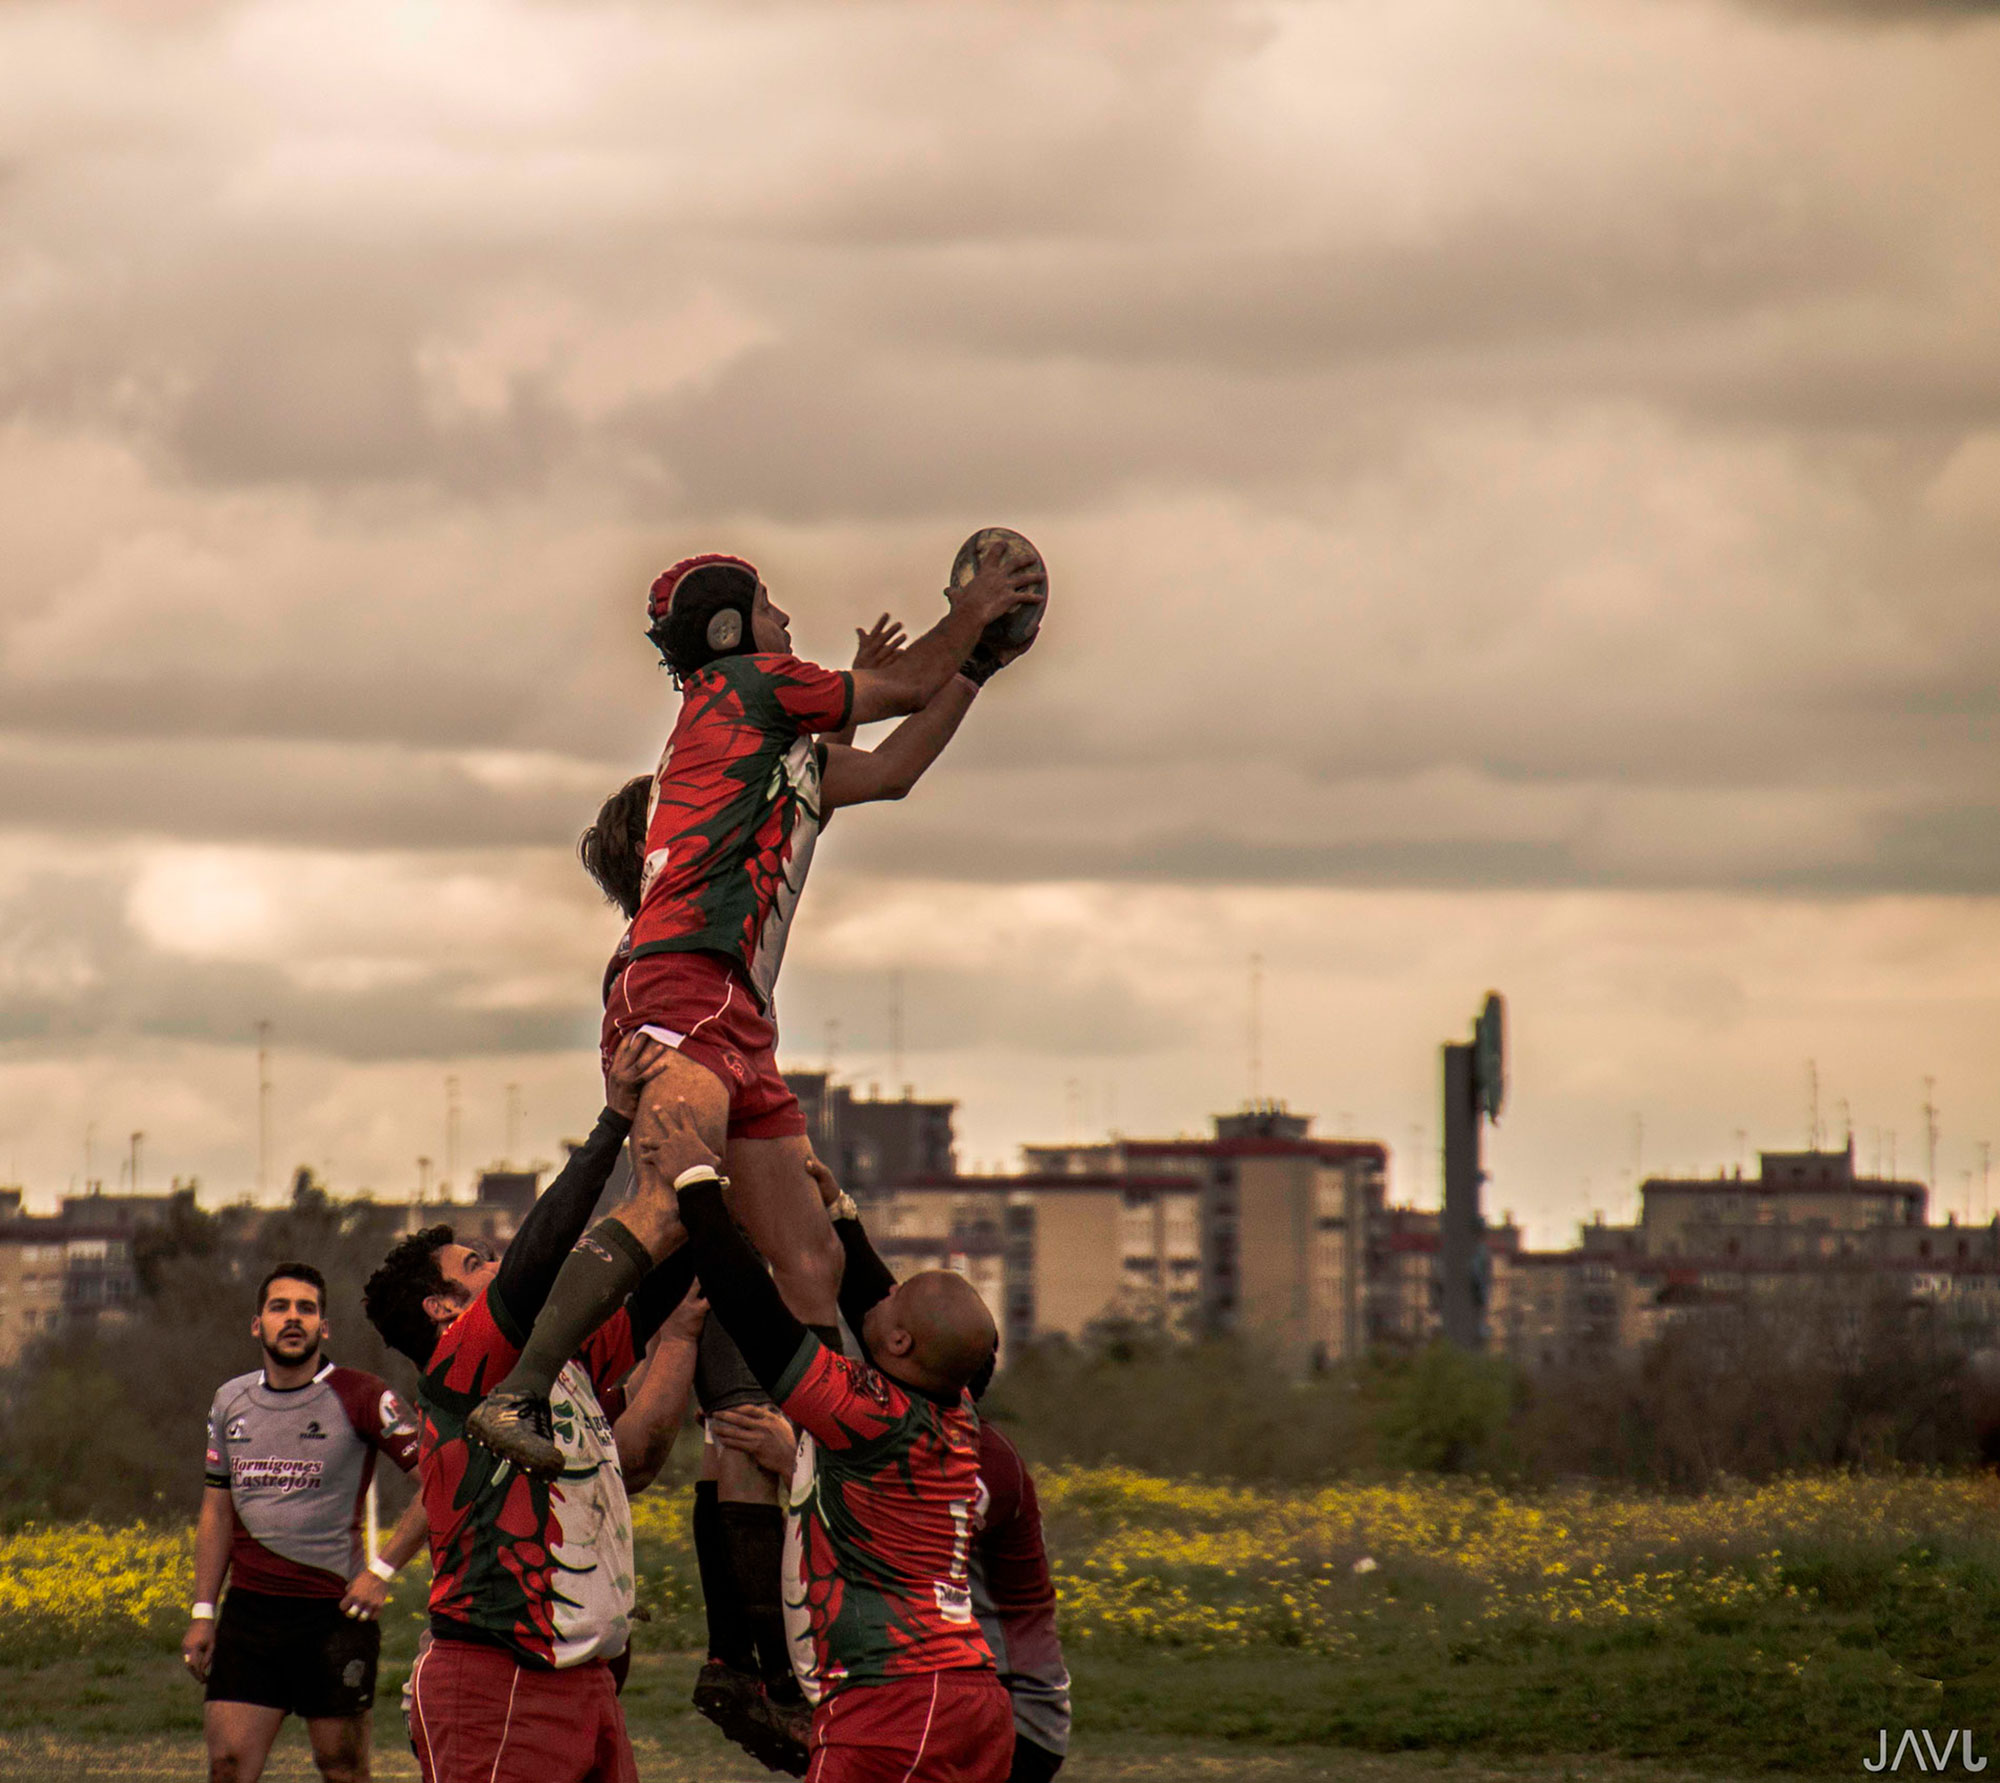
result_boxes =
[1440,993,1505,1350]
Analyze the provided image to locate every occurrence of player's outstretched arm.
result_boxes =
[821,672,977,810]
[491,1032,675,1328]
[848,543,1038,727]
[616,1284,706,1491]
[804,1155,896,1353]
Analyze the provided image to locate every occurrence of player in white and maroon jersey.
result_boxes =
[183,1262,423,1783]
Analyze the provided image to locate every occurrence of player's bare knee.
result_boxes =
[309,1722,368,1783]
[209,1755,247,1783]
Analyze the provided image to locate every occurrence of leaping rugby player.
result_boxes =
[468,543,1041,1473]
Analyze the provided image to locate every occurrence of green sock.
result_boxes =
[496,1217,651,1398]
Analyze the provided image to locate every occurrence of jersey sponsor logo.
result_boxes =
[379,1390,414,1438]
[232,1456,324,1492]
[936,1498,975,1624]
[299,1419,327,1440]
[225,1416,248,1443]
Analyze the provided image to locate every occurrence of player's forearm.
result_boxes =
[623,1247,702,1351]
[675,1180,811,1391]
[867,675,978,797]
[834,1214,897,1346]
[379,1493,430,1571]
[870,606,986,716]
[493,1106,633,1323]
[616,1331,699,1490]
[192,1490,233,1605]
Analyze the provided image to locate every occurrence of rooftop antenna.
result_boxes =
[1923,1078,1939,1190]
[890,971,905,1090]
[1247,951,1264,1104]
[445,1075,461,1200]
[504,1084,522,1168]
[129,1130,143,1197]
[1838,1097,1852,1151]
[417,1155,432,1201]
[1734,1128,1748,1177]
[1807,1059,1821,1151]
[255,1020,273,1198]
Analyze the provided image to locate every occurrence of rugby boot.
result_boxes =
[692,1662,808,1776]
[754,1687,813,1777]
[465,1388,562,1478]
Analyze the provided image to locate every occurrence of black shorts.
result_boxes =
[696,1316,774,1415]
[207,1588,380,1720]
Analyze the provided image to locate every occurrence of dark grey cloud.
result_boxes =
[0,0,1994,904]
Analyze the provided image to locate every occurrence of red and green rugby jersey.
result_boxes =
[416,1290,641,1669]
[629,652,853,1010]
[774,1340,994,1700]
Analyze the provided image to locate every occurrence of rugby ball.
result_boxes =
[948,527,1047,652]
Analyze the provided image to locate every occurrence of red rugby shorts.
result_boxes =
[602,948,806,1141]
[807,1672,1016,1783]
[408,1639,635,1783]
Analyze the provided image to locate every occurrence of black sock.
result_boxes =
[496,1217,650,1399]
[693,1481,756,1673]
[808,1322,844,1357]
[719,1501,796,1695]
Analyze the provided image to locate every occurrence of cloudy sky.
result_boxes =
[3,0,1997,1243]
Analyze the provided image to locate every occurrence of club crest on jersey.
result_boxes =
[379,1391,414,1437]
[300,1419,326,1440]
[225,1417,248,1443]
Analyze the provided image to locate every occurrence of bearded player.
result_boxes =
[469,541,1041,1474]
[185,1264,425,1783]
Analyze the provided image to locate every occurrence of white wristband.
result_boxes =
[367,1556,396,1583]
[828,1191,859,1222]
[190,1601,217,1621]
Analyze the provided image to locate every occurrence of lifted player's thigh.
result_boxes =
[724,1134,841,1318]
[630,1051,730,1187]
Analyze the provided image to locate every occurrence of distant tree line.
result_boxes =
[7,1186,2000,1520]
[987,1285,2000,1489]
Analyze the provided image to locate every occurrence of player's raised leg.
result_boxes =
[467,1051,725,1471]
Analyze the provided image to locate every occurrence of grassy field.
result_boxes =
[9,1469,2000,1778]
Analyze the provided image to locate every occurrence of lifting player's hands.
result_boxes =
[852,613,907,671]
[339,1568,391,1622]
[805,1152,857,1221]
[181,1616,215,1683]
[707,1403,799,1478]
[662,1281,709,1345]
[605,1030,678,1121]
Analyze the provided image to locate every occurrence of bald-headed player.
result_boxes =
[470,544,1040,1473]
[654,1136,1014,1783]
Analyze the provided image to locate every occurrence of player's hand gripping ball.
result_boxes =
[947,528,1047,686]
